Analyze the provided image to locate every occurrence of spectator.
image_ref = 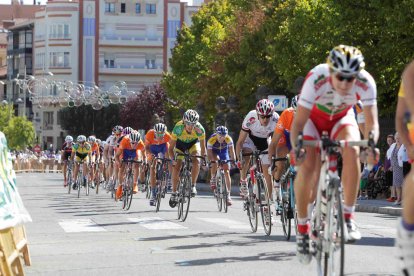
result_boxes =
[401,143,411,177]
[388,132,404,205]
[384,134,394,193]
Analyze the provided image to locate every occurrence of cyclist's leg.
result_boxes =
[190,143,201,190]
[62,152,68,185]
[332,113,362,240]
[274,143,289,187]
[260,151,272,200]
[169,148,183,207]
[223,163,232,203]
[209,153,218,189]
[239,138,253,195]
[73,160,79,188]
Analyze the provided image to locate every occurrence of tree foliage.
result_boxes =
[164,0,414,123]
[3,116,35,150]
[59,104,120,139]
[119,84,167,131]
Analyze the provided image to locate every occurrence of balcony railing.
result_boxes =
[99,34,163,46]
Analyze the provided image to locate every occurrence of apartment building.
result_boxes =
[4,0,205,150]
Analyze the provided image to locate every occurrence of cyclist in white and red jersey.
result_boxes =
[290,45,379,264]
[235,99,279,201]
[61,135,73,187]
[104,125,123,192]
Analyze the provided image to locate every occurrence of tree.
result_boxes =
[0,104,14,131]
[59,104,120,139]
[3,116,35,150]
[120,84,167,131]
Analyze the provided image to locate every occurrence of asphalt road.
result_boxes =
[16,173,399,276]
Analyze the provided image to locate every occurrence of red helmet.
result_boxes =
[256,99,274,116]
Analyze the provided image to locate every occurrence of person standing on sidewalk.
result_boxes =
[389,132,403,205]
[395,59,414,275]
[385,134,394,200]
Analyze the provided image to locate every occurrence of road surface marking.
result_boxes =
[128,217,187,230]
[197,218,252,229]
[59,219,106,232]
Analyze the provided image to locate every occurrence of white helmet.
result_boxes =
[154,123,167,133]
[256,99,274,116]
[183,109,199,125]
[77,135,87,143]
[327,45,365,76]
[65,135,73,143]
[88,136,96,143]
[130,131,141,143]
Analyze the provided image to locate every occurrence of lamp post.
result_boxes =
[13,65,35,118]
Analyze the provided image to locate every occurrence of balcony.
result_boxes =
[99,63,163,75]
[99,34,163,47]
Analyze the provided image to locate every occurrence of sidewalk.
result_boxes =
[197,183,402,217]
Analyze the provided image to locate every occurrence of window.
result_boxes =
[64,25,69,38]
[105,2,115,13]
[135,3,141,14]
[104,59,115,68]
[43,111,54,130]
[49,24,70,39]
[49,52,70,68]
[121,3,126,13]
[146,4,156,14]
[145,59,155,69]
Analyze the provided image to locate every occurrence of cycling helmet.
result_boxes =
[96,138,102,145]
[216,126,228,136]
[183,109,199,125]
[154,123,167,133]
[327,45,365,76]
[77,135,86,143]
[65,135,73,143]
[256,99,274,116]
[130,131,141,143]
[122,126,133,136]
[88,136,96,143]
[291,95,299,110]
[112,125,123,135]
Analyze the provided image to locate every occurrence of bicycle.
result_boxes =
[120,159,141,210]
[242,150,272,236]
[272,157,297,241]
[154,156,171,212]
[74,161,88,198]
[175,152,206,222]
[210,160,235,213]
[296,131,374,276]
[66,161,73,194]
[143,162,151,199]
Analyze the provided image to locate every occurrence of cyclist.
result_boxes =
[115,130,145,199]
[61,135,74,187]
[207,125,236,206]
[168,109,207,207]
[88,136,100,189]
[145,123,172,206]
[104,126,123,191]
[290,45,379,264]
[268,95,297,195]
[71,135,92,190]
[395,59,414,276]
[235,99,279,201]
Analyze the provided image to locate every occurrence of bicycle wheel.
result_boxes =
[67,169,72,194]
[177,177,184,220]
[221,172,228,213]
[77,171,82,198]
[257,174,272,236]
[246,175,258,233]
[280,180,291,240]
[215,175,222,212]
[180,173,191,222]
[145,168,151,199]
[125,174,134,210]
[318,178,345,276]
[155,182,162,212]
[86,178,90,196]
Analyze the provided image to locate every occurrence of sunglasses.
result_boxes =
[260,115,272,119]
[335,74,356,83]
[155,132,165,138]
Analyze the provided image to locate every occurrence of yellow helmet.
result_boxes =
[327,45,365,76]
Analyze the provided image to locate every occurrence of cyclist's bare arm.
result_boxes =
[199,139,207,156]
[235,130,249,157]
[207,148,214,161]
[168,140,176,159]
[290,105,311,149]
[229,145,236,161]
[268,132,282,159]
[115,148,122,163]
[403,60,414,113]
[362,105,379,143]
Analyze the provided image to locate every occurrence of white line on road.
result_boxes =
[128,217,188,230]
[197,218,252,229]
[59,219,107,232]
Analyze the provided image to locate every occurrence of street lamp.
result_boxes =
[13,66,35,118]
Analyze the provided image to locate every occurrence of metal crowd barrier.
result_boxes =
[12,158,63,173]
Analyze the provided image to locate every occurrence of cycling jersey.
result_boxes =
[353,100,365,124]
[72,142,91,161]
[241,110,279,151]
[171,120,205,152]
[299,63,376,135]
[91,142,99,155]
[119,136,144,160]
[275,107,295,150]
[145,129,171,146]
[207,133,233,161]
[61,141,72,160]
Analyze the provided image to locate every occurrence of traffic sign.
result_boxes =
[268,95,288,111]
[33,144,41,153]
